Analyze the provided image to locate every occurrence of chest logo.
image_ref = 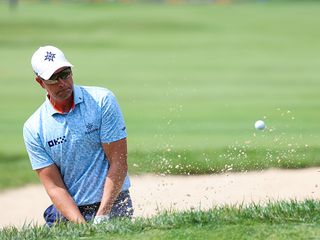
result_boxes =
[85,123,99,135]
[48,136,67,148]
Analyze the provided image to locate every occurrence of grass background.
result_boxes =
[0,0,320,189]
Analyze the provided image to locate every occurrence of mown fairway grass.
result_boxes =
[0,1,320,188]
[1,200,320,240]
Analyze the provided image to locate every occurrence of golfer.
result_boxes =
[23,45,133,226]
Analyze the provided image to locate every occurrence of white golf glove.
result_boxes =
[93,214,111,224]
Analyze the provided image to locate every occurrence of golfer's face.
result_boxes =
[42,67,74,101]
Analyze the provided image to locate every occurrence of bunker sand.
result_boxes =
[1,168,319,228]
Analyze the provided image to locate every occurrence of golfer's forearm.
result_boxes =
[48,187,86,223]
[96,163,127,215]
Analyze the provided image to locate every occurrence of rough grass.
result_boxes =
[1,200,320,240]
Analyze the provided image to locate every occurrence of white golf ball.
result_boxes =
[254,120,265,130]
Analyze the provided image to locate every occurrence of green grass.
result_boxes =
[2,200,320,239]
[0,153,39,189]
[129,146,320,175]
[1,1,320,189]
[2,145,319,189]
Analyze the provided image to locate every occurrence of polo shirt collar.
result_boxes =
[46,84,84,116]
[73,85,84,105]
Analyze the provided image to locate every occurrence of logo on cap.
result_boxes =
[44,51,56,62]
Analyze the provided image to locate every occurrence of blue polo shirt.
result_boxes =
[23,85,130,205]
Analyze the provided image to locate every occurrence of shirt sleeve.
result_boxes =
[100,91,127,143]
[23,123,54,170]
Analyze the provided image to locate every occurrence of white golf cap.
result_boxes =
[31,45,73,80]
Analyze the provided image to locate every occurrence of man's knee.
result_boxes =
[44,205,67,227]
[110,190,134,218]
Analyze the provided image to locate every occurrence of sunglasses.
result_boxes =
[44,67,72,85]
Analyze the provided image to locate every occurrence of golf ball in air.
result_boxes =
[255,120,265,130]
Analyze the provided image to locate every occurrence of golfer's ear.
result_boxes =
[35,76,45,89]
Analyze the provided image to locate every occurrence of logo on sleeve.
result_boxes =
[48,136,67,148]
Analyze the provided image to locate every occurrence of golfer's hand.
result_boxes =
[93,214,111,224]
